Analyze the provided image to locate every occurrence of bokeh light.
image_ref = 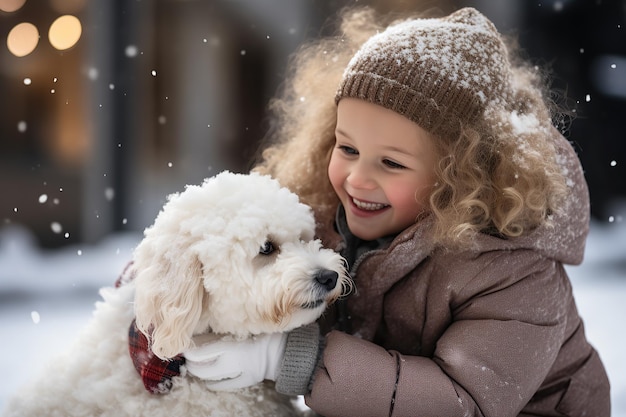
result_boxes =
[0,0,27,13]
[48,15,82,51]
[7,22,39,57]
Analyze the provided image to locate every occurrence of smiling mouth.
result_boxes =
[351,197,389,211]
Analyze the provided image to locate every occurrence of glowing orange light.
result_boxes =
[7,22,39,57]
[49,15,82,51]
[0,0,27,13]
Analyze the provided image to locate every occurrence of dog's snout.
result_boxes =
[314,269,338,291]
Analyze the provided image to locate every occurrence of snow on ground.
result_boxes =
[0,226,141,413]
[0,219,624,415]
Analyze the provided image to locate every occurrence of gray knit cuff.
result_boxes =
[274,323,321,395]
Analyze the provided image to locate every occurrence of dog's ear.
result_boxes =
[133,252,208,360]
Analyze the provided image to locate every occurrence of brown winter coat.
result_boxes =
[306,133,611,417]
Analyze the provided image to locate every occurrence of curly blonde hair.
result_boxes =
[254,7,568,248]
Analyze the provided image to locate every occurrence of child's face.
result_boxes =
[329,98,437,241]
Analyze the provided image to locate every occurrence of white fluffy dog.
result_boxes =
[3,171,350,417]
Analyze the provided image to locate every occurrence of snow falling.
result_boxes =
[30,311,40,324]
[125,45,138,57]
[50,222,62,234]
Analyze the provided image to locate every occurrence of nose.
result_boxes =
[347,162,376,190]
[314,269,339,291]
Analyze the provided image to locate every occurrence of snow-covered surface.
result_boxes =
[0,219,624,415]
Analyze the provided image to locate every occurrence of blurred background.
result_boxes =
[1,0,625,414]
[1,0,625,247]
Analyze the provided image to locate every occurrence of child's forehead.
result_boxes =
[336,99,435,153]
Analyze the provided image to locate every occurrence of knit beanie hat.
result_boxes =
[336,7,512,139]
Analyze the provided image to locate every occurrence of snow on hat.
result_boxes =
[336,7,512,139]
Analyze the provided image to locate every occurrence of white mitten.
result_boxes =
[183,332,287,391]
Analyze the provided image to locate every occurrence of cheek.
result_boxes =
[387,180,431,214]
[414,182,433,205]
[327,152,344,194]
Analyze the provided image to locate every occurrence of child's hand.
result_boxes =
[184,332,287,391]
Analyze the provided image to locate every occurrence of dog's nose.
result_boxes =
[314,269,338,291]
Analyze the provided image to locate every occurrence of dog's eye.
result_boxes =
[259,240,277,255]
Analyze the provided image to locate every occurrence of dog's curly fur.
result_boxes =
[3,172,350,417]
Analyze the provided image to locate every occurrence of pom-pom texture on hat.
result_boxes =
[336,7,512,139]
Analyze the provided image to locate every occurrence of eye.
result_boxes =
[383,159,407,169]
[338,145,358,155]
[259,240,277,255]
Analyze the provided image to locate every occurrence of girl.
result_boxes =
[134,7,611,416]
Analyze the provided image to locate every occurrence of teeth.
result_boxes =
[352,197,387,211]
